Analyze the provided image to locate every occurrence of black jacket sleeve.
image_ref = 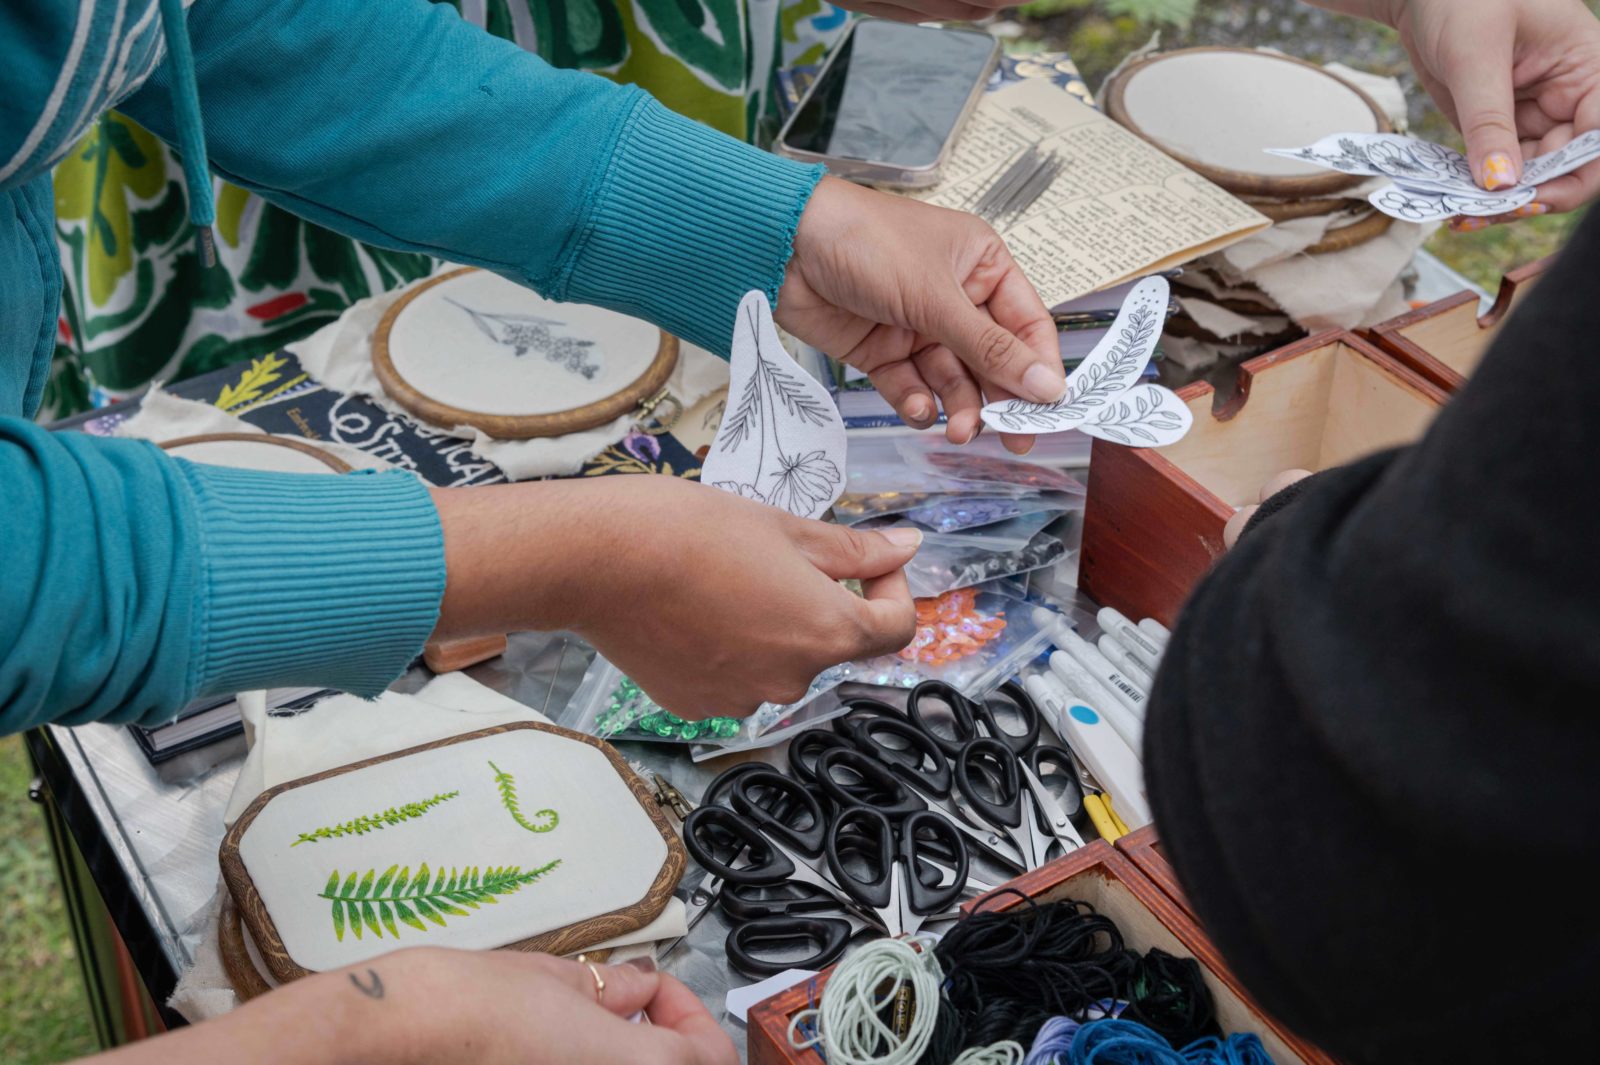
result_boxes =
[1145,209,1600,1064]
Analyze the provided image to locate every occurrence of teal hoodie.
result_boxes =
[0,0,823,733]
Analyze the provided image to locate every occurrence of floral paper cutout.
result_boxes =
[980,277,1190,447]
[702,291,847,518]
[1267,131,1600,222]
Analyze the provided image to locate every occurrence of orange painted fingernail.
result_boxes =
[1513,203,1550,218]
[1482,151,1519,191]
[1451,217,1490,232]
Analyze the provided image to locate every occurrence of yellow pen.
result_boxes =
[1084,793,1123,843]
[1105,796,1132,838]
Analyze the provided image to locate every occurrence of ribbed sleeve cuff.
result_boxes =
[558,97,825,356]
[177,463,445,700]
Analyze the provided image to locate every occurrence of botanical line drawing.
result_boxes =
[488,761,560,834]
[448,298,602,380]
[985,302,1161,432]
[1082,385,1189,445]
[708,299,842,515]
[981,276,1188,448]
[291,791,460,847]
[321,861,563,942]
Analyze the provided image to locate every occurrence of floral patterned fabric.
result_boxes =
[46,0,850,419]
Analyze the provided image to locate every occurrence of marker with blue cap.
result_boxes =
[1024,671,1151,830]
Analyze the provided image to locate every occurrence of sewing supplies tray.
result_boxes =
[371,267,679,439]
[219,722,684,984]
[747,842,1338,1065]
[1078,330,1446,626]
[1367,257,1550,393]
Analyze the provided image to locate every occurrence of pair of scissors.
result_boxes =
[906,679,1041,757]
[953,736,1086,869]
[683,770,892,935]
[717,877,962,977]
[825,803,968,937]
[657,763,791,961]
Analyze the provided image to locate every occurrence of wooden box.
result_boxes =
[1079,331,1447,626]
[1367,257,1549,393]
[747,842,1336,1065]
[1114,826,1193,919]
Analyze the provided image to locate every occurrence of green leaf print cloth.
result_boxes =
[46,0,852,419]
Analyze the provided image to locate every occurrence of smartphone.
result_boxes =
[774,20,1000,188]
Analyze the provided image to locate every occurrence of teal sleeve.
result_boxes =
[119,0,824,355]
[1,419,444,733]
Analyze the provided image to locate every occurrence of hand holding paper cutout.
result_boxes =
[777,176,1065,450]
[979,277,1192,447]
[702,291,847,519]
[1374,0,1600,213]
[1266,132,1597,222]
[1269,0,1600,222]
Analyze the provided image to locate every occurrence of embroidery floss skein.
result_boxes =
[926,894,1138,1063]
[788,935,944,1065]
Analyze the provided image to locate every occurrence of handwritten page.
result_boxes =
[913,79,1270,307]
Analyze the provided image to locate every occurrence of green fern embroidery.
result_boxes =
[291,791,460,846]
[488,761,559,834]
[321,861,563,942]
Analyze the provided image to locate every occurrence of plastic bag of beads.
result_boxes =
[900,525,1068,599]
[898,490,1079,534]
[556,655,748,746]
[894,437,1086,495]
[843,587,1064,699]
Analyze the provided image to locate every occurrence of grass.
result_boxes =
[0,735,98,1064]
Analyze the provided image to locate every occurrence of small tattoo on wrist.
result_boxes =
[350,968,384,999]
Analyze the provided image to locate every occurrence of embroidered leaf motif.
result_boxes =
[291,791,459,846]
[321,861,562,942]
[216,352,289,410]
[488,761,560,834]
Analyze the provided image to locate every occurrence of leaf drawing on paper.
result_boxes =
[1083,385,1189,446]
[702,294,845,516]
[488,761,559,834]
[291,791,460,846]
[321,861,563,942]
[448,298,602,380]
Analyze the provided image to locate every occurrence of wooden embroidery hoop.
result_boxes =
[218,721,685,987]
[1105,47,1394,200]
[371,267,680,439]
[159,433,352,472]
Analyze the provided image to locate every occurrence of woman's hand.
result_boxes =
[430,475,920,718]
[778,176,1065,451]
[370,950,737,1065]
[1328,0,1600,220]
[85,950,736,1065]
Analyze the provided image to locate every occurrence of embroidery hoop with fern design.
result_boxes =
[371,267,680,439]
[218,721,685,985]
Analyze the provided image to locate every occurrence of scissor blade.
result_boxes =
[1022,764,1086,854]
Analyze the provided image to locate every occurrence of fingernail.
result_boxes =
[905,397,933,424]
[622,957,657,973]
[1021,364,1066,404]
[1451,217,1489,233]
[1482,151,1518,191]
[1514,202,1550,218]
[880,527,923,549]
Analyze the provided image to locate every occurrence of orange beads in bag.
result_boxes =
[900,588,1008,665]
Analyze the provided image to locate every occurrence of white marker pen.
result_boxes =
[1048,650,1143,750]
[1036,611,1149,720]
[1095,607,1164,672]
[1137,618,1171,647]
[1025,672,1151,829]
[1098,635,1154,689]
